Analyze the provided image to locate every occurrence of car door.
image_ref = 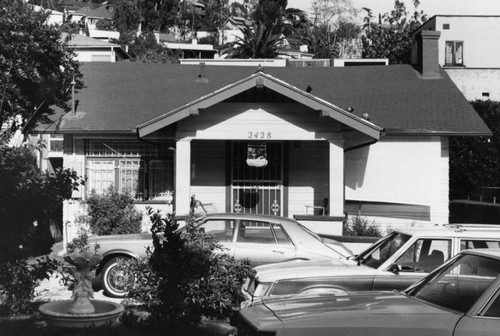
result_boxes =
[452,271,500,336]
[233,219,295,265]
[372,238,452,291]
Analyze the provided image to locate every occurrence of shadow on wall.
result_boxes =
[344,146,370,190]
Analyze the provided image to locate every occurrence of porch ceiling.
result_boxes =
[136,71,383,142]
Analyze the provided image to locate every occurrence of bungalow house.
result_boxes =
[34,31,490,241]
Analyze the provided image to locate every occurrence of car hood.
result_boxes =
[261,291,453,321]
[254,258,367,282]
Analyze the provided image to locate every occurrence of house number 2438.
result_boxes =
[248,132,272,139]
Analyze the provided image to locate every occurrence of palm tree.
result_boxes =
[223,21,284,58]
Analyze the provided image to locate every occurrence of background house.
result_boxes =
[414,15,500,101]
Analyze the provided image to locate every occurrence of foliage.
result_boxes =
[0,257,59,316]
[127,31,180,63]
[66,232,100,255]
[0,146,82,264]
[450,100,500,199]
[223,0,286,59]
[86,187,143,235]
[344,215,381,237]
[0,0,81,141]
[307,0,360,58]
[361,0,427,64]
[223,21,284,59]
[124,210,254,330]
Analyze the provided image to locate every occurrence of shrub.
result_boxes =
[0,257,59,316]
[86,187,142,235]
[344,215,381,237]
[123,209,254,331]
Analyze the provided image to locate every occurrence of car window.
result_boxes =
[238,220,276,244]
[272,224,292,245]
[395,239,451,273]
[411,254,500,313]
[484,290,500,317]
[199,219,236,242]
[460,239,500,251]
[360,232,411,269]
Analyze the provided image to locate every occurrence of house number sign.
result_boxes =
[248,132,272,139]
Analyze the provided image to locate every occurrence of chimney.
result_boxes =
[412,30,441,79]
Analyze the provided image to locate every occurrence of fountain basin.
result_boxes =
[39,300,124,328]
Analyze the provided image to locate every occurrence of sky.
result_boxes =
[287,0,500,17]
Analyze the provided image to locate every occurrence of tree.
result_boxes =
[361,0,427,64]
[306,0,361,58]
[450,100,500,199]
[223,0,286,59]
[0,0,81,142]
[0,2,84,315]
[223,20,283,58]
[128,31,180,63]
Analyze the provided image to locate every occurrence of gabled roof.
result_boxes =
[137,71,382,139]
[34,63,491,138]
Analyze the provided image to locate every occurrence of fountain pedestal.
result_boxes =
[39,251,124,328]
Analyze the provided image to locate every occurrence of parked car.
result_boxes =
[241,224,500,303]
[238,248,500,336]
[89,213,347,297]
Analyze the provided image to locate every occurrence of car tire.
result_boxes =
[100,257,134,298]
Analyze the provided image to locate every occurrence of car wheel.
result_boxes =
[100,257,134,298]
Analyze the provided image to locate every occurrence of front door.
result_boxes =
[231,142,283,216]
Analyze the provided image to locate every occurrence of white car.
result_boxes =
[89,213,347,297]
[242,224,500,303]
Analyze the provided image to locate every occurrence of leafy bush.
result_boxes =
[344,215,381,237]
[86,187,142,235]
[0,146,82,263]
[0,257,59,316]
[123,210,254,331]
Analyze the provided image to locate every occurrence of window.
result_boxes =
[237,221,292,245]
[87,160,115,195]
[395,238,451,273]
[484,291,500,317]
[199,220,236,242]
[445,41,463,66]
[412,254,500,313]
[49,134,63,152]
[460,239,500,250]
[86,140,173,200]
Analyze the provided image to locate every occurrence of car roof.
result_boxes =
[394,223,500,238]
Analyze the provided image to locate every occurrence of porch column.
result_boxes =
[175,138,192,216]
[328,140,345,217]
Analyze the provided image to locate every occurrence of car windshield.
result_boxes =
[406,253,500,313]
[356,232,411,269]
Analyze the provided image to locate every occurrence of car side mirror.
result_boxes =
[388,263,403,274]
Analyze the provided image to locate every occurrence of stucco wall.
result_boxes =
[435,16,500,68]
[345,136,449,229]
[445,68,500,101]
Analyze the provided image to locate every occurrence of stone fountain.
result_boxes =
[39,251,124,328]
